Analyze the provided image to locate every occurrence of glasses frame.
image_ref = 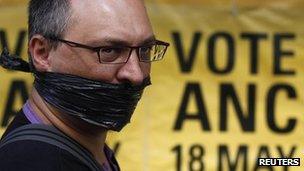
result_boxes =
[46,36,170,64]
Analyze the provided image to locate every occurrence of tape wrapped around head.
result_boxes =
[0,48,31,72]
[0,48,151,131]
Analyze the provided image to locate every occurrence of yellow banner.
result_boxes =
[0,1,303,171]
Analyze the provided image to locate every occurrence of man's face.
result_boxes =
[48,0,154,85]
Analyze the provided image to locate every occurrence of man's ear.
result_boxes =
[28,35,52,72]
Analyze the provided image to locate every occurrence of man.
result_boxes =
[0,0,169,170]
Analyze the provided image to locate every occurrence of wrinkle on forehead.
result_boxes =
[68,0,153,45]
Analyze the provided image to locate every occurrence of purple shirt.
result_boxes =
[23,101,43,124]
[22,101,114,171]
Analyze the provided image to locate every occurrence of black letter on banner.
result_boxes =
[208,32,235,74]
[274,33,295,75]
[173,82,211,131]
[240,33,267,74]
[112,142,121,155]
[220,84,255,131]
[172,32,202,73]
[278,146,297,171]
[1,80,29,127]
[0,29,27,56]
[253,145,273,171]
[277,145,296,158]
[218,145,248,171]
[266,84,297,133]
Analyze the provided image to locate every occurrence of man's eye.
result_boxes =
[100,47,123,54]
[99,47,127,62]
[140,45,153,53]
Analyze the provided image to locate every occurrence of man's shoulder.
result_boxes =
[0,110,92,171]
[0,139,90,171]
[1,109,30,139]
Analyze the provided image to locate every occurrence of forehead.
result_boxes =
[67,0,154,44]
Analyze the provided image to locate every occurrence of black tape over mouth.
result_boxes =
[0,47,152,131]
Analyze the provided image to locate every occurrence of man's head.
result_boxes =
[28,0,154,85]
[26,0,169,131]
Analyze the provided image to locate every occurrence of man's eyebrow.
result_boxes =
[89,35,156,47]
[140,35,156,45]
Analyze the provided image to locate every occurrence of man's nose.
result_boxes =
[116,49,145,85]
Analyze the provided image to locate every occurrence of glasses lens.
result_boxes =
[139,44,167,62]
[99,46,130,63]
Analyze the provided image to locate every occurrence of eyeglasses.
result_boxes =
[46,36,170,64]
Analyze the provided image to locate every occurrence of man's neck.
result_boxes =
[29,88,108,165]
